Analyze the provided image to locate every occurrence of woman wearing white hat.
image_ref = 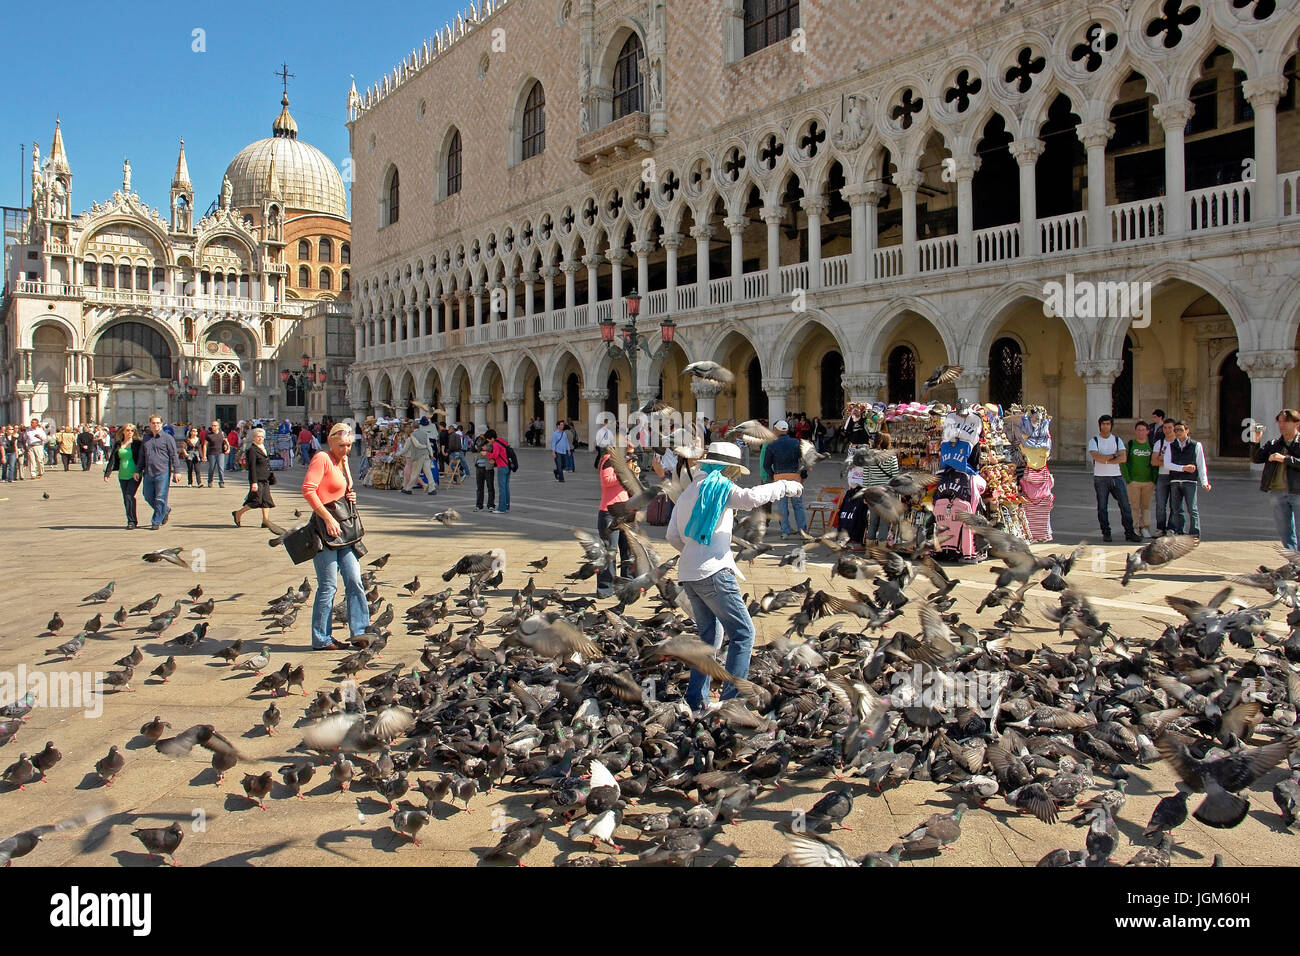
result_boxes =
[665,441,803,713]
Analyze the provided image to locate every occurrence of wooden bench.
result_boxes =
[805,486,844,534]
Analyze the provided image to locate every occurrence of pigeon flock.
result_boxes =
[3,468,1300,868]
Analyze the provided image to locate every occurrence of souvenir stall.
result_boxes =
[1011,406,1055,543]
[360,418,407,490]
[882,402,941,472]
[971,404,1032,541]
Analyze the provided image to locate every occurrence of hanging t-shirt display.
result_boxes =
[938,439,979,475]
[943,409,982,446]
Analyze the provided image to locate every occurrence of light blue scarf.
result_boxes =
[683,463,734,546]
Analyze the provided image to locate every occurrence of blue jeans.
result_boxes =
[311,545,369,647]
[1271,492,1300,551]
[1167,481,1200,536]
[1093,475,1133,535]
[206,456,225,486]
[140,473,172,527]
[5,452,18,481]
[1154,475,1171,532]
[595,509,633,594]
[225,447,237,471]
[776,492,807,534]
[299,443,313,466]
[682,568,754,711]
[496,465,511,511]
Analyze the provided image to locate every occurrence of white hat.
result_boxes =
[698,441,750,475]
[774,420,790,432]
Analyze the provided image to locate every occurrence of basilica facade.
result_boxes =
[2,93,354,429]
[347,0,1299,462]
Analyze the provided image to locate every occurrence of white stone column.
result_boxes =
[725,215,746,300]
[607,249,625,307]
[541,266,556,317]
[952,155,980,266]
[763,207,782,296]
[1238,351,1297,472]
[563,260,579,319]
[632,241,651,300]
[540,389,562,430]
[1153,100,1193,236]
[1245,75,1288,221]
[841,372,887,406]
[955,366,989,406]
[763,376,793,425]
[505,392,524,447]
[583,255,601,310]
[691,224,712,291]
[523,271,538,319]
[661,232,680,309]
[505,273,517,324]
[842,183,871,283]
[581,387,606,448]
[691,379,722,427]
[470,393,490,434]
[1009,138,1043,258]
[1079,120,1113,248]
[802,198,824,291]
[1075,360,1123,460]
[895,170,922,274]
[473,285,484,327]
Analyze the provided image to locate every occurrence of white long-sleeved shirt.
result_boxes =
[666,471,797,582]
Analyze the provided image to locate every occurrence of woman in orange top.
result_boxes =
[302,422,369,650]
[595,437,636,598]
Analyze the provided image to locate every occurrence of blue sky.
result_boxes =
[1,0,472,217]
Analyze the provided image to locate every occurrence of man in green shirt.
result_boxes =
[1121,421,1157,537]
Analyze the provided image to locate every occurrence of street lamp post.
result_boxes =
[168,373,200,423]
[599,289,676,413]
[281,357,327,413]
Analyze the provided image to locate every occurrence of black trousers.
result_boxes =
[79,450,91,470]
[119,476,140,527]
[475,466,495,509]
[186,459,202,484]
[595,510,634,593]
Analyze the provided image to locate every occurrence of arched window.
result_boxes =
[445,129,462,196]
[212,362,242,395]
[747,356,767,419]
[989,337,1023,407]
[319,269,332,290]
[318,237,332,262]
[298,266,311,288]
[613,34,645,119]
[341,270,350,292]
[522,81,546,160]
[382,167,400,225]
[340,242,350,264]
[887,345,916,403]
[820,351,844,418]
[566,372,580,421]
[744,0,800,56]
[1112,335,1134,419]
[263,319,275,346]
[298,239,311,260]
[93,321,173,380]
[606,370,620,414]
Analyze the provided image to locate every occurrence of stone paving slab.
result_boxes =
[0,449,1296,867]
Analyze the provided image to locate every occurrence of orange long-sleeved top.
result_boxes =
[302,451,348,511]
[598,454,630,513]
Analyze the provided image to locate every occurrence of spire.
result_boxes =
[272,92,298,139]
[48,117,70,175]
[172,138,191,190]
[264,151,280,196]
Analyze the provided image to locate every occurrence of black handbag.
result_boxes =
[312,496,364,550]
[281,522,321,565]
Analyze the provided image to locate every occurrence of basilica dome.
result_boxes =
[223,95,348,219]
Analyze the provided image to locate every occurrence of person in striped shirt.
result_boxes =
[862,433,901,542]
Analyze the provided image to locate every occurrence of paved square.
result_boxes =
[1,449,1296,867]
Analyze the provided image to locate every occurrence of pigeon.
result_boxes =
[920,364,962,395]
[212,639,245,665]
[83,581,115,603]
[442,549,507,582]
[242,770,273,809]
[1122,535,1199,586]
[101,666,135,693]
[94,746,125,786]
[1126,833,1173,867]
[484,817,547,866]
[148,646,180,675]
[402,576,421,596]
[112,606,129,627]
[1085,807,1119,865]
[235,651,270,675]
[43,635,86,660]
[1273,770,1299,828]
[139,716,170,741]
[431,510,461,527]
[1143,788,1190,840]
[83,614,103,635]
[0,805,112,867]
[279,762,315,799]
[189,597,215,616]
[897,804,966,854]
[804,786,855,833]
[114,646,144,668]
[368,553,391,570]
[188,585,203,601]
[142,547,189,568]
[261,701,281,736]
[155,725,244,766]
[0,693,36,721]
[2,753,36,789]
[681,360,735,384]
[393,808,432,846]
[130,593,162,615]
[30,741,60,778]
[331,756,355,791]
[0,719,22,747]
[46,611,63,634]
[131,822,183,866]
[252,663,291,697]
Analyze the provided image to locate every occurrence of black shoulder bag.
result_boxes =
[312,457,367,556]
